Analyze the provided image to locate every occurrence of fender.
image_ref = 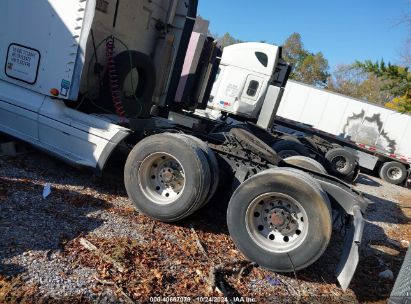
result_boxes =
[335,205,364,291]
[285,161,370,290]
[95,128,130,176]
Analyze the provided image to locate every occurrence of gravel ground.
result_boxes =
[0,144,410,303]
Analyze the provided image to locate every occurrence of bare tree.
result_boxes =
[398,4,411,66]
[327,64,391,105]
[400,22,411,67]
[283,33,330,87]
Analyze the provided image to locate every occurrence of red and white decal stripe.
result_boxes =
[277,117,411,165]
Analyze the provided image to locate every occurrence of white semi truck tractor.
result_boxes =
[205,43,361,183]
[0,0,368,289]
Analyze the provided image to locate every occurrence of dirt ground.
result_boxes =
[0,146,410,303]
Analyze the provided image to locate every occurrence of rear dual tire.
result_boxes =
[325,148,356,177]
[124,133,218,222]
[177,134,220,209]
[274,141,358,181]
[272,140,310,159]
[227,167,332,272]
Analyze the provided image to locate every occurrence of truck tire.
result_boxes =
[325,148,356,176]
[177,134,220,208]
[379,161,407,185]
[124,133,211,222]
[284,156,327,174]
[230,127,279,164]
[272,140,310,159]
[227,167,332,272]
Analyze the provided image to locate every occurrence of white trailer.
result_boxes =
[277,80,411,185]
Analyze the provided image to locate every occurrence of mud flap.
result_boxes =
[352,163,361,183]
[95,128,130,176]
[341,162,360,183]
[335,205,364,291]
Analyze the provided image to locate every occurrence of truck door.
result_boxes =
[209,66,224,105]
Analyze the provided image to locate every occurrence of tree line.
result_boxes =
[215,29,411,113]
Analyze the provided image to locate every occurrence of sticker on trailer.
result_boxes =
[60,79,71,97]
[5,43,41,85]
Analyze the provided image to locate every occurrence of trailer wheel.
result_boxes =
[272,140,310,159]
[227,168,332,272]
[124,133,211,222]
[284,156,327,174]
[379,161,407,185]
[325,148,356,176]
[178,134,220,208]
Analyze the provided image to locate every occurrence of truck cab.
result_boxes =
[0,0,196,172]
[205,43,361,182]
[209,43,281,119]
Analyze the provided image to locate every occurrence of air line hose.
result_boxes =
[105,36,126,121]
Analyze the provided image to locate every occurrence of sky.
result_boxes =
[198,0,410,71]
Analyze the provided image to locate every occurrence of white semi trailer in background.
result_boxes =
[276,81,411,186]
[0,0,369,290]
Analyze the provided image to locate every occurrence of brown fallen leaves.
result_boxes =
[3,151,406,303]
[62,212,274,303]
[0,275,39,304]
[62,212,355,304]
[65,233,223,302]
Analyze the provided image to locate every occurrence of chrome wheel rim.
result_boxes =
[387,167,402,180]
[246,192,308,253]
[138,152,185,205]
